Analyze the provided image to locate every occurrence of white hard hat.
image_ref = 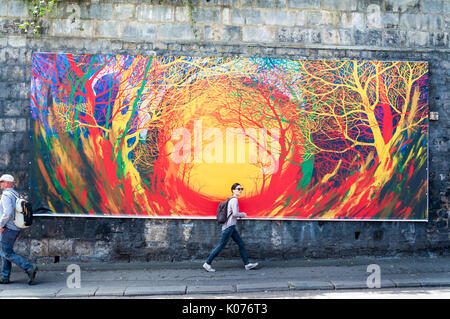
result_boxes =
[0,174,14,182]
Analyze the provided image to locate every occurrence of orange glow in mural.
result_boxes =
[30,54,429,220]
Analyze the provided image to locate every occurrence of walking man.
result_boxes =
[0,174,38,284]
[203,183,258,272]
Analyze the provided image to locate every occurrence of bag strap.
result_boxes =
[2,191,50,212]
[2,190,19,225]
[2,190,19,209]
[3,189,18,197]
[225,196,235,221]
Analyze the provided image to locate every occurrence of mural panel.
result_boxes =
[30,53,429,220]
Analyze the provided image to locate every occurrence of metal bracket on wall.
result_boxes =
[429,112,439,121]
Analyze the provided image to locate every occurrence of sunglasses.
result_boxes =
[236,187,244,191]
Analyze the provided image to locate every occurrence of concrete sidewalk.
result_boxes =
[0,256,448,298]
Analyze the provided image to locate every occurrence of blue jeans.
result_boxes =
[0,228,32,279]
[206,225,249,265]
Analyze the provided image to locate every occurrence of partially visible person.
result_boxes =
[0,174,38,285]
[203,183,258,272]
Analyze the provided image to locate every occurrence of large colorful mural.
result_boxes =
[30,53,429,220]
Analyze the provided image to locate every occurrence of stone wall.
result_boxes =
[0,0,449,262]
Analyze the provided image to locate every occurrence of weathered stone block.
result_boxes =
[123,22,155,40]
[136,5,174,22]
[420,14,444,31]
[429,31,448,47]
[51,19,95,38]
[321,29,340,45]
[96,21,123,38]
[0,2,8,17]
[11,82,28,100]
[340,29,354,45]
[278,27,309,43]
[48,239,73,257]
[74,240,95,256]
[17,118,27,133]
[263,10,297,26]
[322,11,341,27]
[399,13,421,30]
[94,240,111,258]
[239,0,253,7]
[175,6,189,22]
[367,4,382,28]
[0,84,9,100]
[221,8,230,24]
[380,13,399,28]
[341,12,365,29]
[255,0,286,8]
[288,0,321,9]
[242,26,276,43]
[422,0,446,13]
[157,24,195,40]
[199,0,235,6]
[144,221,169,248]
[114,4,135,20]
[354,29,382,46]
[30,239,48,256]
[385,0,420,13]
[9,65,25,81]
[383,30,407,47]
[306,10,322,27]
[0,134,15,156]
[89,3,113,20]
[323,0,357,11]
[231,8,262,25]
[192,7,220,23]
[0,118,24,132]
[14,238,29,255]
[295,11,306,26]
[7,35,26,48]
[7,1,27,17]
[305,10,340,28]
[204,25,240,42]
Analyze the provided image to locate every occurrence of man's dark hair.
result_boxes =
[231,183,241,192]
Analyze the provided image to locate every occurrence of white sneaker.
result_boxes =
[203,263,216,272]
[245,262,258,270]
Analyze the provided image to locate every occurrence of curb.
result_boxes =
[1,280,450,298]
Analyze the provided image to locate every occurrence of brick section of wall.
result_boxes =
[0,0,448,262]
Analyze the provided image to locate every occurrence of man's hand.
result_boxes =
[0,228,5,234]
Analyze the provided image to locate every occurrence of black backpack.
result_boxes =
[216,197,232,224]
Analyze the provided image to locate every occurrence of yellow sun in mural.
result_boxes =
[165,80,283,199]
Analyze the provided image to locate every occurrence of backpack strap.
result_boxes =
[3,189,19,200]
[3,191,51,213]
[2,190,19,224]
[225,196,236,221]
